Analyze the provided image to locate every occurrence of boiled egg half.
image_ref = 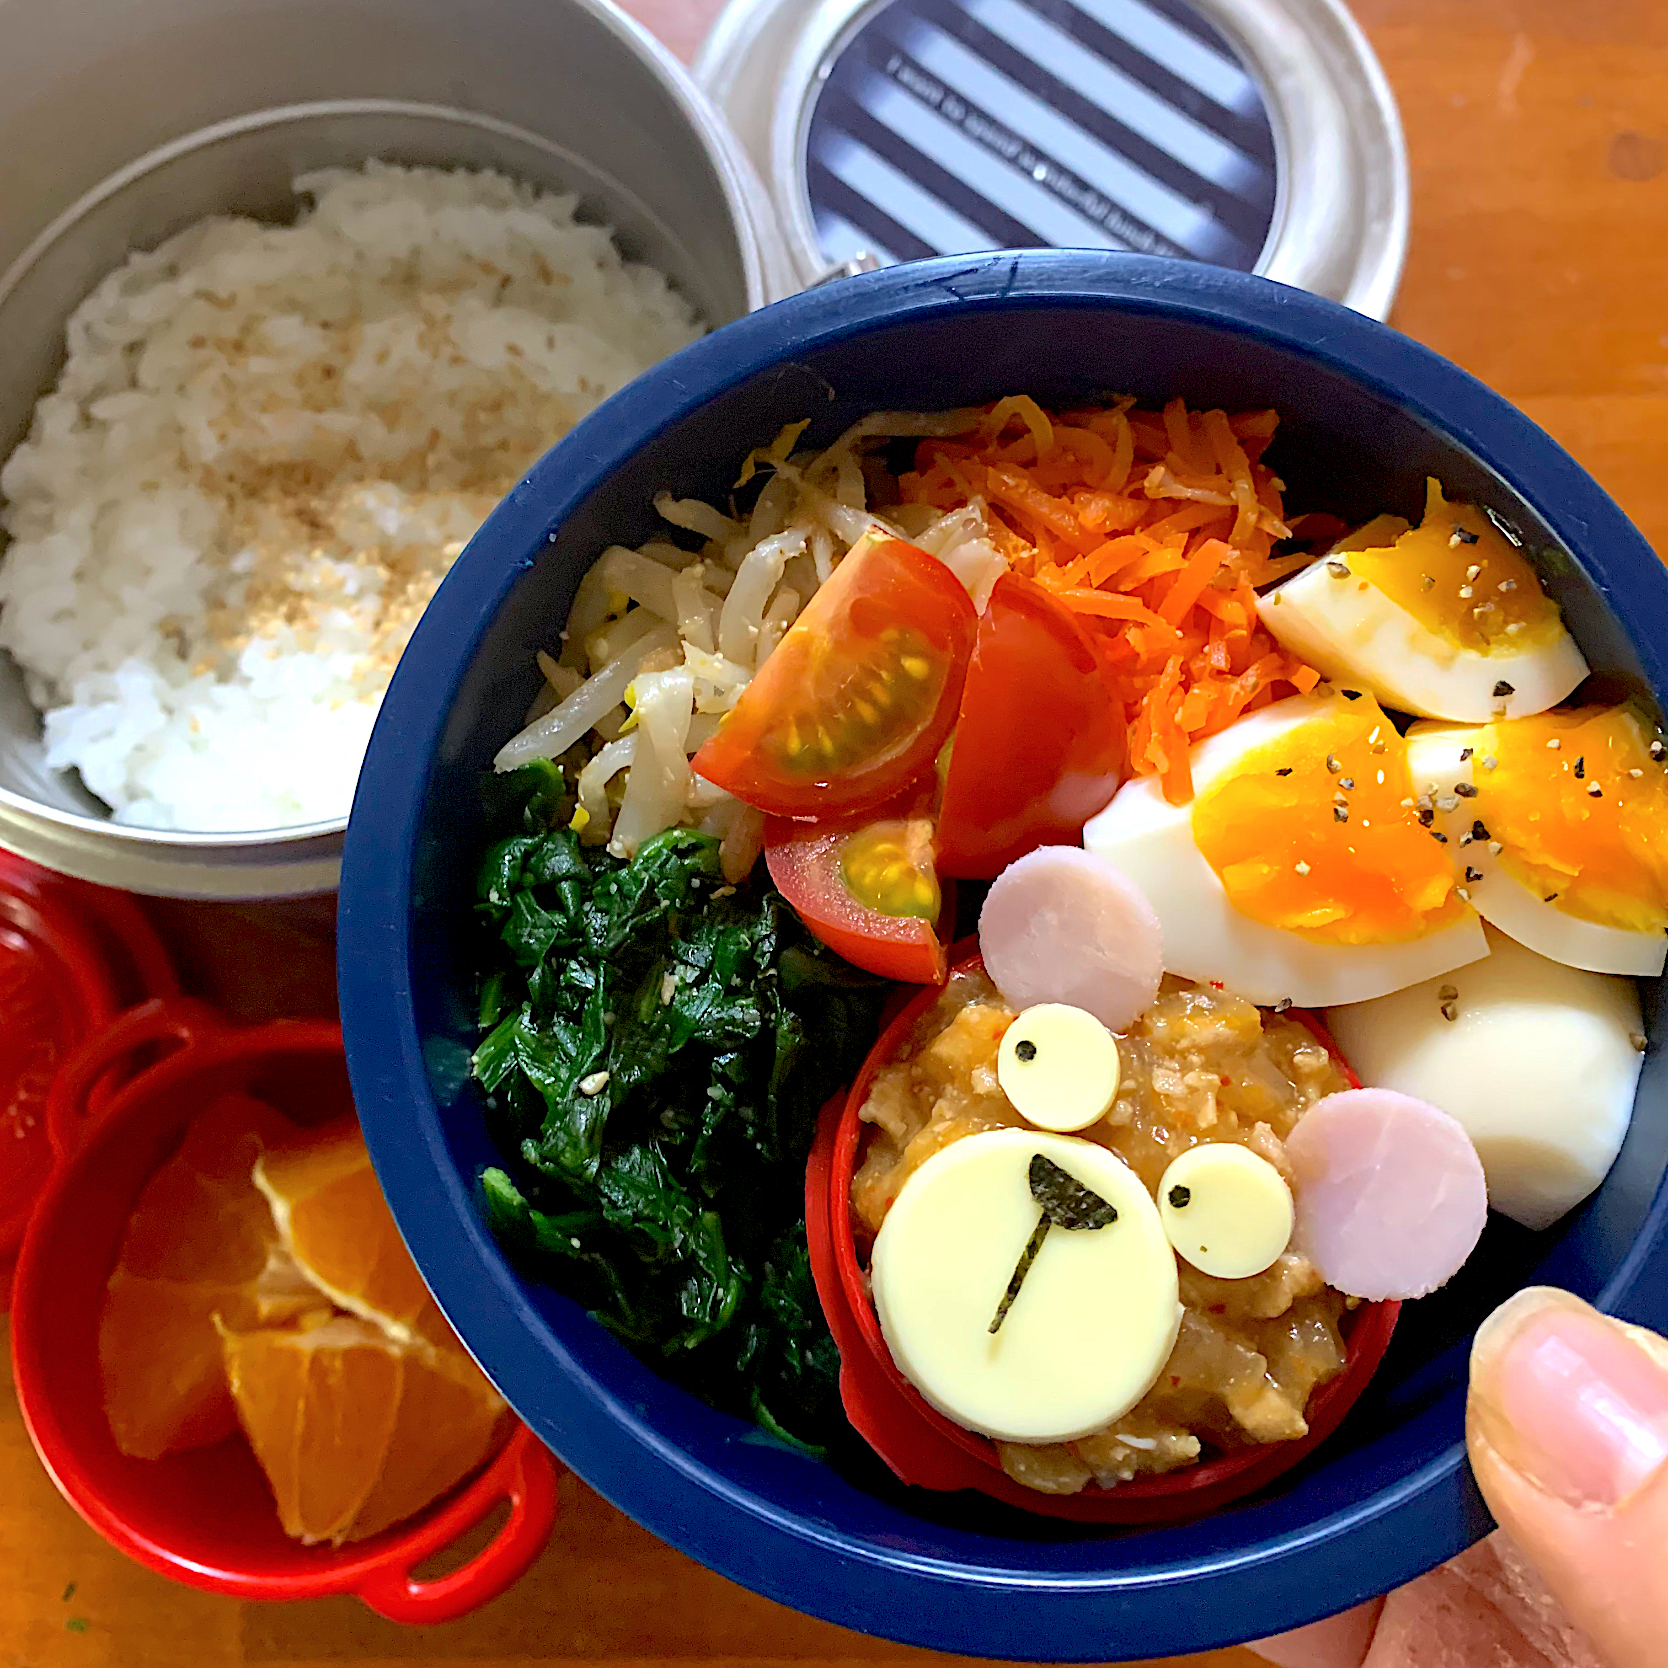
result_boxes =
[1327,926,1645,1230]
[1084,689,1488,1007]
[1256,481,1586,723]
[1404,704,1668,976]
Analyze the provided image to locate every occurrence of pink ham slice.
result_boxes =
[1285,1088,1488,1301]
[978,847,1163,1033]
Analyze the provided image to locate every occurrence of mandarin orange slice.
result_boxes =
[219,1314,509,1545]
[99,1092,325,1460]
[253,1118,452,1350]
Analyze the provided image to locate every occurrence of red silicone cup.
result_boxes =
[0,853,179,1011]
[806,942,1400,1523]
[0,856,178,1306]
[10,998,560,1622]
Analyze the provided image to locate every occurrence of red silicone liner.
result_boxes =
[0,855,178,1307]
[805,941,1399,1523]
[10,997,560,1622]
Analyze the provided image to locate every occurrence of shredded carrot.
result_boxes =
[1058,590,1174,632]
[1158,539,1229,627]
[1109,546,1187,588]
[1084,534,1160,587]
[902,397,1328,802]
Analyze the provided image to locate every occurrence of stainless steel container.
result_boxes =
[696,0,1409,317]
[0,0,794,899]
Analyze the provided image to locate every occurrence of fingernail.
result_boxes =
[1470,1287,1668,1510]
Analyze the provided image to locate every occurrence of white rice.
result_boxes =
[0,162,701,831]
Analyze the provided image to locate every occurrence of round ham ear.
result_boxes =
[1285,1088,1489,1301]
[978,847,1164,1034]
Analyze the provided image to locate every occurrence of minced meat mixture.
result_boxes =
[851,968,1353,1495]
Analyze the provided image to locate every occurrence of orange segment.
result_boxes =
[220,1315,509,1546]
[254,1118,451,1350]
[99,1092,325,1460]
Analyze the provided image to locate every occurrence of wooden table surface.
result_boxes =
[3,1,1664,1665]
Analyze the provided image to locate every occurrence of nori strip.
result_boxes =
[989,1155,1119,1334]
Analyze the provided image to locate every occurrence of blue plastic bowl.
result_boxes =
[339,252,1668,1661]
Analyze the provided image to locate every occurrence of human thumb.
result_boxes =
[1466,1285,1668,1668]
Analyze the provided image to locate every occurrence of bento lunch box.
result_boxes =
[338,251,1668,1658]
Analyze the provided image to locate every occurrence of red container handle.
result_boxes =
[351,1428,561,1624]
[46,996,226,1161]
[95,891,182,1002]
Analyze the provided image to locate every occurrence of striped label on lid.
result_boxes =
[804,0,1279,273]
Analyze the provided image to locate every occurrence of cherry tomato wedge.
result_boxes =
[765,799,953,984]
[936,570,1127,879]
[693,529,978,819]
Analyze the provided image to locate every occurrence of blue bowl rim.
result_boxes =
[339,250,1668,1658]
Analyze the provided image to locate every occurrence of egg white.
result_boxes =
[1082,695,1489,1009]
[1326,926,1644,1230]
[1256,556,1587,723]
[1404,725,1668,977]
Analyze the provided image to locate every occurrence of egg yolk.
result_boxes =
[1344,480,1563,653]
[1193,694,1466,944]
[1474,705,1668,934]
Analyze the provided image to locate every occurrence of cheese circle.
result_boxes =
[997,1004,1121,1132]
[1157,1145,1294,1279]
[870,1129,1181,1443]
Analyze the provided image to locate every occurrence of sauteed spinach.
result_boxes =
[472,767,887,1449]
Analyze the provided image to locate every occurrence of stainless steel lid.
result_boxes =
[695,0,1410,318]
